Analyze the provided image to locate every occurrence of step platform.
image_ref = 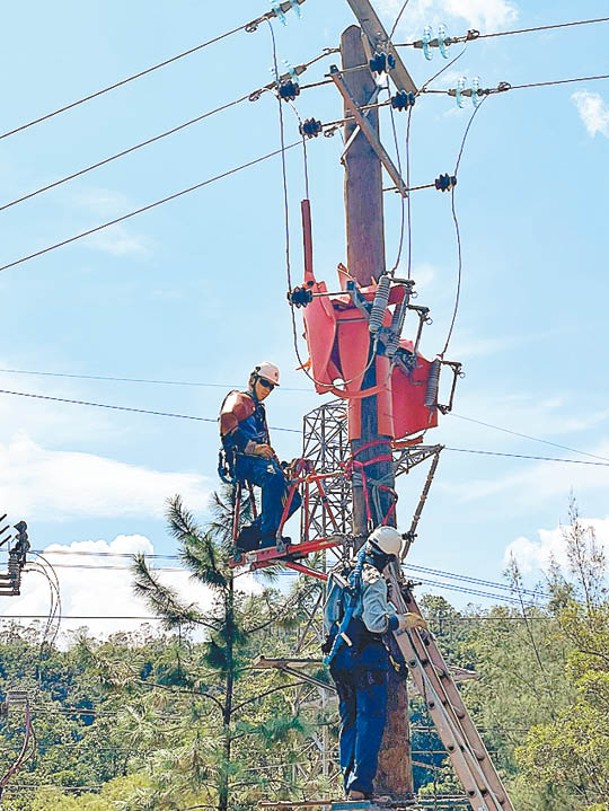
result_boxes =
[229,536,341,573]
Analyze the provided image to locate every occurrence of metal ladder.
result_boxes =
[388,571,514,811]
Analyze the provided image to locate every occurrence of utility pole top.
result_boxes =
[344,0,417,94]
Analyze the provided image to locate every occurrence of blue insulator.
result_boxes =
[288,285,313,308]
[438,24,450,58]
[368,275,392,335]
[391,91,416,111]
[434,173,457,192]
[472,76,481,107]
[278,80,300,101]
[369,53,384,73]
[271,1,287,25]
[424,359,442,408]
[422,26,434,60]
[455,76,467,108]
[300,118,323,138]
[369,52,395,75]
[290,0,302,19]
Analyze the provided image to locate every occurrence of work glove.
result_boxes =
[396,612,428,632]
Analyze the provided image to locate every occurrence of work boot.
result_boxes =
[235,524,261,552]
[346,790,368,801]
[258,534,291,551]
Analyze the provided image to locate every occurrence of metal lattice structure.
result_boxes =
[301,400,352,543]
[300,400,443,554]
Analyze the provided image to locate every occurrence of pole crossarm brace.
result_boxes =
[393,443,444,478]
[252,656,336,692]
[329,66,409,197]
[344,0,417,94]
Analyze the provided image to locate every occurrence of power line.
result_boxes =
[449,413,609,463]
[0,49,334,214]
[0,387,301,433]
[422,73,609,96]
[394,16,609,48]
[440,97,487,358]
[447,446,609,467]
[0,3,303,143]
[2,387,608,459]
[0,366,309,392]
[0,93,253,212]
[0,142,300,275]
[3,367,603,464]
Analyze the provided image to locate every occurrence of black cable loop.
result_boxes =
[440,97,488,358]
[387,80,406,277]
[266,25,380,393]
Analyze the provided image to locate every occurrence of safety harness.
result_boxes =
[323,545,368,666]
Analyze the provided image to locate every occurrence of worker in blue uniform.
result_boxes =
[323,526,427,801]
[219,361,301,552]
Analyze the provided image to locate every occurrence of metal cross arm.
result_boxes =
[329,66,408,197]
[344,0,417,94]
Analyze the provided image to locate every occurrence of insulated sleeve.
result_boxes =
[361,577,393,635]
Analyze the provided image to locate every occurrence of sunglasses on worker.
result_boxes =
[258,378,275,391]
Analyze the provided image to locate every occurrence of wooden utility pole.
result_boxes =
[341,25,413,802]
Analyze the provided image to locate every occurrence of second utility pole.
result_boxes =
[341,25,413,801]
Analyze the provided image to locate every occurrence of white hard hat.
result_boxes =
[369,525,402,557]
[253,361,280,387]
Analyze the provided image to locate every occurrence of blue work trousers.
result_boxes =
[330,658,388,797]
[235,456,301,538]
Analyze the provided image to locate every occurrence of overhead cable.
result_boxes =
[0,142,300,275]
[394,16,609,48]
[1,387,608,461]
[450,412,609,463]
[0,1,305,142]
[440,97,488,357]
[0,366,310,392]
[0,387,301,433]
[0,48,335,214]
[423,73,609,96]
[447,446,609,467]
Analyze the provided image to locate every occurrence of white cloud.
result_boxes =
[505,516,609,575]
[0,433,211,521]
[377,0,518,36]
[74,188,150,257]
[1,535,265,643]
[572,91,609,139]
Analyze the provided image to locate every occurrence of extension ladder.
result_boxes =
[387,568,514,811]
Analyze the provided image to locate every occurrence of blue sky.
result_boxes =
[1,0,608,632]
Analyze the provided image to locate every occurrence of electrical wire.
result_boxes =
[2,386,608,463]
[0,387,301,432]
[422,73,609,96]
[0,366,310,392]
[440,97,488,358]
[0,48,335,214]
[389,1,412,40]
[446,446,609,467]
[394,15,609,48]
[0,5,298,143]
[0,92,257,213]
[0,143,300,275]
[387,82,406,276]
[403,562,544,598]
[449,412,609,464]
